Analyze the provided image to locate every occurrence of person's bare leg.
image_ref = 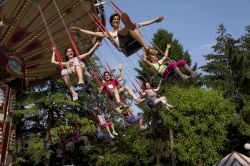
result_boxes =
[183,64,194,75]
[111,123,118,135]
[174,68,190,80]
[118,27,156,55]
[105,126,114,138]
[120,86,141,103]
[154,97,171,111]
[75,65,84,84]
[113,88,121,103]
[63,75,78,100]
[139,119,143,128]
[124,86,137,99]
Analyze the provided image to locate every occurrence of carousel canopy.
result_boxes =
[0,0,104,90]
[214,151,250,166]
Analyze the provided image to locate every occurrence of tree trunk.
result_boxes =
[169,127,176,166]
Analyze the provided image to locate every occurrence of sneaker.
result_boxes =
[182,75,190,80]
[76,83,87,91]
[112,131,118,136]
[191,72,202,78]
[84,145,92,151]
[120,12,136,30]
[140,126,146,130]
[109,134,115,139]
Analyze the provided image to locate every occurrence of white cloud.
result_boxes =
[197,43,215,50]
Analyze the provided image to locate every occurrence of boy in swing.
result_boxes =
[99,64,143,108]
[51,41,101,101]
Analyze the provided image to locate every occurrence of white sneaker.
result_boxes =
[140,126,146,130]
[182,75,190,80]
[109,134,115,138]
[112,132,118,136]
[191,72,201,78]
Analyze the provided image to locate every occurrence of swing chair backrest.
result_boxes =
[120,34,142,57]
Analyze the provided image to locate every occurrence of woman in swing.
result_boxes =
[142,80,174,111]
[141,44,200,80]
[99,64,143,107]
[70,13,163,56]
[51,41,101,101]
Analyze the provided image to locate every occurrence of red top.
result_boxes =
[101,79,119,93]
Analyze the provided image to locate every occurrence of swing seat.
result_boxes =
[120,35,142,57]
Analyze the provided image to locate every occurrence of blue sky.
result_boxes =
[93,0,250,112]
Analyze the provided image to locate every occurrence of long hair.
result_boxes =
[64,47,76,61]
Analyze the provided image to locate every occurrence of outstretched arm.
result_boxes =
[141,55,152,67]
[117,64,124,82]
[99,85,104,94]
[70,26,107,37]
[136,16,164,28]
[154,80,162,92]
[140,89,146,97]
[79,41,101,60]
[158,44,171,64]
[51,47,66,67]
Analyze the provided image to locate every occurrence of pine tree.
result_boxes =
[200,24,250,156]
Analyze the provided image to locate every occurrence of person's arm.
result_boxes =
[79,41,101,60]
[51,49,60,65]
[141,91,146,97]
[117,64,124,82]
[141,55,152,67]
[70,26,106,37]
[99,85,104,94]
[154,80,162,92]
[51,47,66,66]
[136,16,164,28]
[158,44,171,64]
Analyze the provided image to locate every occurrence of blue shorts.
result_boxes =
[147,100,155,108]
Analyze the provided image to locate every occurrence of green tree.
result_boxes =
[200,24,250,155]
[162,86,234,165]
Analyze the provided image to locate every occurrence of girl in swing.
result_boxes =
[97,110,118,139]
[51,41,101,101]
[122,107,146,130]
[142,80,174,111]
[70,13,163,56]
[141,44,200,80]
[99,64,143,107]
